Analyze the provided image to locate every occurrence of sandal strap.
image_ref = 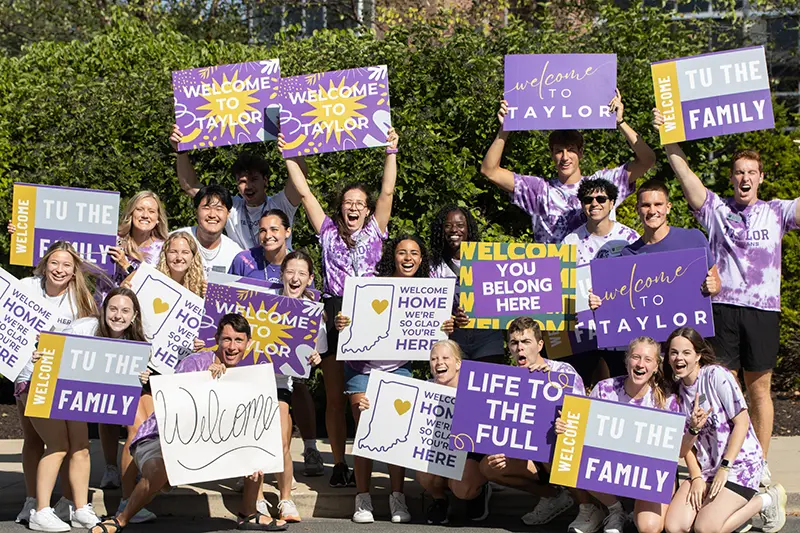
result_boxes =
[93,518,124,533]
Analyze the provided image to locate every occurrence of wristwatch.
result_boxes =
[125,264,136,275]
[720,459,731,470]
[688,426,701,436]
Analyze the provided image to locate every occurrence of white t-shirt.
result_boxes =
[66,317,100,336]
[173,227,242,278]
[15,276,82,383]
[225,191,299,250]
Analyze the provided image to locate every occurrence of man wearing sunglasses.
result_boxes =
[562,178,640,386]
[481,91,656,244]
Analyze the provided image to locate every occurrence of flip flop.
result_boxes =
[237,512,288,531]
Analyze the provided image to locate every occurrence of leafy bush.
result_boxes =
[0,4,797,389]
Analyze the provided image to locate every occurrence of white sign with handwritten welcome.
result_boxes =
[150,364,283,485]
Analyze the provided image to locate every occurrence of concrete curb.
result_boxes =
[1,438,798,521]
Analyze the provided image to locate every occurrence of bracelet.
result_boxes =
[688,426,701,436]
[616,120,626,127]
[690,476,702,482]
[386,147,398,154]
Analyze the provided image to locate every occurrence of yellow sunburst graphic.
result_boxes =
[196,70,260,138]
[246,301,295,364]
[301,78,368,145]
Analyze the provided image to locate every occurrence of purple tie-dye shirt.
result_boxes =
[95,239,164,306]
[590,375,656,408]
[130,350,215,450]
[511,165,632,244]
[543,358,586,396]
[667,365,763,490]
[694,191,798,312]
[562,221,640,266]
[318,215,387,297]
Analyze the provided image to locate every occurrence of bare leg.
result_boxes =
[17,395,44,498]
[65,421,90,508]
[98,424,119,468]
[350,394,372,493]
[29,418,69,511]
[418,472,448,500]
[241,473,286,527]
[449,459,486,501]
[744,370,773,456]
[694,487,757,533]
[110,458,168,529]
[321,358,346,464]
[665,480,699,533]
[479,457,556,497]
[634,499,669,533]
[275,401,294,501]
[388,464,405,494]
[121,395,152,499]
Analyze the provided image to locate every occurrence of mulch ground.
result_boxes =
[1,394,799,439]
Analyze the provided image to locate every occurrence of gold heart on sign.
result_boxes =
[371,299,389,314]
[394,399,411,416]
[152,298,170,314]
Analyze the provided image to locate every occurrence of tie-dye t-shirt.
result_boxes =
[94,239,164,307]
[562,222,640,266]
[318,215,387,297]
[511,165,632,244]
[667,365,763,490]
[590,376,656,408]
[131,350,215,450]
[543,358,586,396]
[694,191,798,312]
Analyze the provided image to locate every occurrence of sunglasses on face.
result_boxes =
[581,195,609,205]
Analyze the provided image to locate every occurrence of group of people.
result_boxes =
[7,90,798,533]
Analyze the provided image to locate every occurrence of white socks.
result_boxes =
[759,492,773,511]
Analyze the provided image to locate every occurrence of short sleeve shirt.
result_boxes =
[228,246,283,284]
[544,358,586,396]
[511,165,632,244]
[694,191,798,311]
[225,191,299,250]
[318,215,387,297]
[562,222,640,266]
[667,365,763,490]
[590,376,656,408]
[173,227,242,278]
[621,227,715,269]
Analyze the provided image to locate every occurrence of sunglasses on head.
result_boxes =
[581,195,609,205]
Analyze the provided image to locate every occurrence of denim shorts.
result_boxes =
[344,363,412,394]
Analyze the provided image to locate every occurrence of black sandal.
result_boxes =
[91,518,124,533]
[236,512,288,531]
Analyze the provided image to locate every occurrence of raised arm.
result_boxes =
[609,90,656,183]
[278,134,326,234]
[480,99,515,193]
[652,109,708,211]
[170,124,202,198]
[374,128,399,234]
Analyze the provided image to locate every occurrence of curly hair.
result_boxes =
[157,232,205,297]
[577,178,619,205]
[428,205,480,269]
[376,234,430,278]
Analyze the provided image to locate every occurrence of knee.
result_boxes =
[636,515,664,533]
[664,520,691,533]
[69,440,90,455]
[693,517,720,533]
[451,482,480,501]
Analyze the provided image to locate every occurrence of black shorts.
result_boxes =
[708,304,779,373]
[467,452,486,463]
[720,480,758,501]
[277,387,292,406]
[450,328,506,361]
[322,296,343,359]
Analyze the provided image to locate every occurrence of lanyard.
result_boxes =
[242,201,267,247]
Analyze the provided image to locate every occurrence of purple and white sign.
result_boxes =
[449,361,574,462]
[172,60,281,150]
[279,66,392,158]
[503,54,617,131]
[199,277,324,379]
[590,248,714,348]
[471,257,562,317]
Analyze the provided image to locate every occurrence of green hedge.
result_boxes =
[0,5,798,388]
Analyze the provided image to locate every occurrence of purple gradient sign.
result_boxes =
[471,257,562,317]
[279,66,392,158]
[504,54,617,131]
[449,361,575,462]
[172,60,281,150]
[199,280,323,379]
[590,248,714,348]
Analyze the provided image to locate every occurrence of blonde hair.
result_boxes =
[157,232,205,297]
[625,336,667,409]
[118,191,169,262]
[33,241,98,319]
[431,339,463,363]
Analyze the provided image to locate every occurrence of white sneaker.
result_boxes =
[53,498,74,524]
[389,492,411,524]
[569,503,605,533]
[603,503,626,533]
[760,463,772,487]
[71,504,100,528]
[17,497,37,524]
[278,500,301,523]
[100,465,121,489]
[256,499,271,516]
[522,488,574,525]
[761,483,787,533]
[353,493,375,524]
[117,499,157,524]
[29,507,71,532]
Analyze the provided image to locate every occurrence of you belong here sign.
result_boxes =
[504,54,617,131]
